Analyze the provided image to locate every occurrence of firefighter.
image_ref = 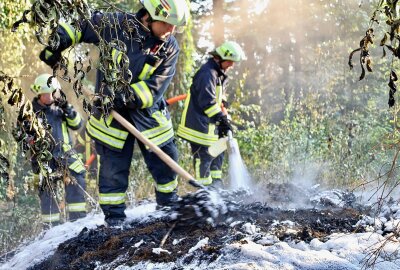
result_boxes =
[177,41,245,187]
[39,0,190,226]
[74,81,98,187]
[30,74,87,226]
[74,126,97,185]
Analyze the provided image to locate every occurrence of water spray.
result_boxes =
[208,131,252,190]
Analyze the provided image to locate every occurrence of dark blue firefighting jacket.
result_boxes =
[31,98,85,174]
[54,11,179,151]
[177,58,227,146]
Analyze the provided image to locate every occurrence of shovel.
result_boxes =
[81,86,201,187]
[208,131,237,157]
[112,111,230,224]
[111,110,202,188]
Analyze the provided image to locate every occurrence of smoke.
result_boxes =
[193,0,370,121]
[353,178,400,209]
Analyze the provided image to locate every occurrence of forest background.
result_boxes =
[1,0,398,254]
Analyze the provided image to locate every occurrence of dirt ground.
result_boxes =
[30,184,368,270]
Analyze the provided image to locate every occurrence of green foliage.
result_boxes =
[2,0,400,261]
[0,0,37,254]
[233,76,394,188]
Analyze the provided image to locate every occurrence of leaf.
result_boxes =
[359,50,369,80]
[359,64,366,80]
[392,70,398,81]
[7,80,13,91]
[0,154,10,169]
[348,48,361,69]
[12,10,30,32]
[388,77,397,107]
[7,88,23,106]
[385,44,395,53]
[366,58,372,72]
[380,33,388,46]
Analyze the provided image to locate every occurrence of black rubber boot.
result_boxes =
[105,218,125,228]
[68,211,87,222]
[211,179,224,189]
[42,221,61,230]
[155,190,179,206]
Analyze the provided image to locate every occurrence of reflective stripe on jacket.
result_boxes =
[87,109,129,151]
[177,58,227,146]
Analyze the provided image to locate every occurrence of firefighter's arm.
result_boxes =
[195,71,224,121]
[64,104,83,130]
[128,43,180,109]
[39,11,107,67]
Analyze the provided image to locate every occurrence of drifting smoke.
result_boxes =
[194,0,371,121]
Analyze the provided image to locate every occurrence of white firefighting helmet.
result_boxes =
[214,41,246,62]
[141,0,190,26]
[30,74,61,95]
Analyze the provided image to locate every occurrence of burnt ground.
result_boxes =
[29,184,369,270]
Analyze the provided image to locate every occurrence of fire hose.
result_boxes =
[84,153,96,168]
[166,94,187,105]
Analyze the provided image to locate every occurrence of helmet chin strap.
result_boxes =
[145,14,155,35]
[134,10,151,33]
[215,57,225,71]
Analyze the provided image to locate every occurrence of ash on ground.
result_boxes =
[26,182,384,270]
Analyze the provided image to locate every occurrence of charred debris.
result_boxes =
[29,183,377,270]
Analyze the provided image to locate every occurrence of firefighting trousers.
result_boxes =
[96,134,179,222]
[190,143,225,186]
[39,170,87,223]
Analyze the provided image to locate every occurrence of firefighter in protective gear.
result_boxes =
[177,41,245,186]
[39,0,190,226]
[74,127,97,187]
[30,74,87,226]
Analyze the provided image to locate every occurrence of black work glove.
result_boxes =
[113,92,125,109]
[61,104,74,116]
[93,96,113,114]
[53,90,70,113]
[39,47,62,68]
[114,91,138,110]
[126,94,138,109]
[222,100,230,109]
[217,115,233,138]
[54,98,68,110]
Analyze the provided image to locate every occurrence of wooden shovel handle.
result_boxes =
[111,110,195,181]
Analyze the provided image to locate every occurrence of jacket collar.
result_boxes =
[32,97,50,113]
[208,58,227,79]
